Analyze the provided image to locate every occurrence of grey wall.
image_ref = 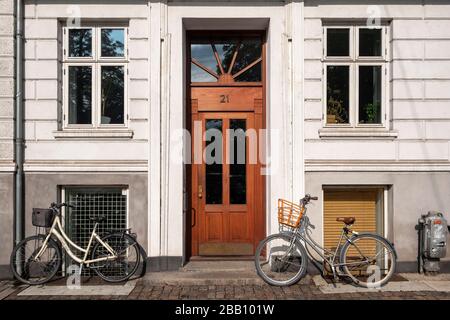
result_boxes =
[0,0,15,278]
[305,171,450,267]
[0,174,14,270]
[23,173,148,252]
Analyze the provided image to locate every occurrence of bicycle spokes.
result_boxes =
[256,234,307,285]
[342,236,395,285]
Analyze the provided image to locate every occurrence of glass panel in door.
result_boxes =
[205,119,223,204]
[229,119,246,204]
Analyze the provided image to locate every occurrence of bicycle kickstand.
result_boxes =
[330,268,339,288]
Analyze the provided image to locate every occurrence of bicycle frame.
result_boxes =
[285,213,370,277]
[34,214,117,266]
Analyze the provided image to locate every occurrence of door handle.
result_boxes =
[198,185,203,199]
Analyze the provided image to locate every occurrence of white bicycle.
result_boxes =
[10,202,141,285]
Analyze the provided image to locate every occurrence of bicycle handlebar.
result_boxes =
[50,202,76,209]
[301,194,318,204]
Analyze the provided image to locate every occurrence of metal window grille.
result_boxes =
[64,187,127,275]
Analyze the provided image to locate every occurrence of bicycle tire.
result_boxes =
[10,234,62,285]
[339,233,397,288]
[255,233,308,286]
[90,232,141,283]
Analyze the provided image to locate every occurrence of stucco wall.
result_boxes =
[23,0,149,172]
[0,0,15,277]
[304,0,450,172]
[305,171,450,268]
[0,0,14,170]
[0,174,14,268]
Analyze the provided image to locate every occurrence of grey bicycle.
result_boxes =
[255,194,397,288]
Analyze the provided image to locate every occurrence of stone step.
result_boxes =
[141,271,265,286]
[141,261,313,286]
[180,260,256,272]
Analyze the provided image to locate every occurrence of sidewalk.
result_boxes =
[2,261,450,300]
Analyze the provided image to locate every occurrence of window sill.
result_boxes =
[53,129,134,139]
[318,128,398,140]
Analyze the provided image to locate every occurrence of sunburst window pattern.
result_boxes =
[190,37,262,83]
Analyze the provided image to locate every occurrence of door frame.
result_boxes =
[185,30,267,259]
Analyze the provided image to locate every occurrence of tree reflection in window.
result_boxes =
[68,66,92,124]
[101,29,125,57]
[101,66,124,124]
[68,29,92,57]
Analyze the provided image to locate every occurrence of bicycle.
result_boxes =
[255,194,397,288]
[10,202,141,285]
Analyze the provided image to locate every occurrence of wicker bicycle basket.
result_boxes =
[277,199,304,228]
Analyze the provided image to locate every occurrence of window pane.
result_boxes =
[234,60,261,82]
[327,28,350,56]
[101,29,125,57]
[68,66,92,124]
[229,119,246,204]
[327,66,349,124]
[191,43,218,82]
[359,66,382,124]
[205,120,223,205]
[231,38,262,82]
[68,29,92,57]
[214,41,239,72]
[191,63,217,82]
[190,38,262,82]
[359,29,382,56]
[101,66,124,124]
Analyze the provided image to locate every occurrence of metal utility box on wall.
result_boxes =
[416,211,448,273]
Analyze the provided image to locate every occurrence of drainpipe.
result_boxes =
[14,0,25,246]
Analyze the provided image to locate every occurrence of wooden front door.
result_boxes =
[189,32,265,256]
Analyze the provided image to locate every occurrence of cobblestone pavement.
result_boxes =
[3,279,450,300]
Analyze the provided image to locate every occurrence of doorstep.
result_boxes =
[142,260,313,286]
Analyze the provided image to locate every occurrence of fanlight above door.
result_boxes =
[190,38,262,83]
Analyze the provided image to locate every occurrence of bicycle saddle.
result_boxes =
[336,217,356,225]
[89,216,106,223]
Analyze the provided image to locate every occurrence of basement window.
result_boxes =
[63,186,128,275]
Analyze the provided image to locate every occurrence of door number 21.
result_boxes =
[220,95,230,103]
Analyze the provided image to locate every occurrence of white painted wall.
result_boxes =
[23,0,150,172]
[303,0,450,171]
[15,0,450,262]
[0,0,14,172]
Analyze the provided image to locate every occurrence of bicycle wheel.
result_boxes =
[340,233,396,288]
[10,234,61,285]
[90,232,141,283]
[255,233,308,286]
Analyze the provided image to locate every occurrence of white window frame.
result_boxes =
[324,26,353,60]
[97,27,128,60]
[322,25,389,129]
[96,63,128,128]
[355,63,385,128]
[63,25,129,129]
[64,63,95,128]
